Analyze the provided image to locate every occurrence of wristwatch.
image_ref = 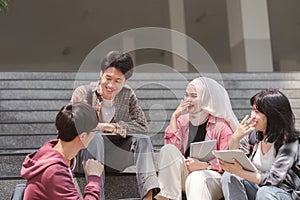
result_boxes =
[206,162,212,170]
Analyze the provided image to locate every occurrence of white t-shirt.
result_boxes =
[252,142,276,171]
[101,98,115,123]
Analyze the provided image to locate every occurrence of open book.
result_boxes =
[212,149,258,172]
[189,140,217,162]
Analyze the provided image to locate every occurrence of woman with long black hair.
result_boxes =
[220,89,300,200]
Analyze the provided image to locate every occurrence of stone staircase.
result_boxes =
[1,71,300,199]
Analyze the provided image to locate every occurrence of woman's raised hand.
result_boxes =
[235,115,255,138]
[172,99,191,119]
[229,115,255,149]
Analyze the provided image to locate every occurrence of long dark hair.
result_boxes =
[250,89,299,147]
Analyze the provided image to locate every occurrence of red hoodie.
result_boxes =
[21,139,101,200]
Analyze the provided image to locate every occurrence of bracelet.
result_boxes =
[111,123,127,138]
[206,162,212,170]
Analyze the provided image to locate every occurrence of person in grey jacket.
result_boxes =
[219,89,300,200]
[71,51,160,200]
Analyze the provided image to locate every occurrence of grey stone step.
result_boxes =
[0,100,69,111]
[0,133,165,150]
[0,110,173,123]
[0,121,166,133]
[0,80,76,89]
[1,88,300,101]
[75,175,139,200]
[0,179,26,200]
[1,108,300,130]
[0,132,165,150]
[147,109,300,122]
[0,175,140,200]
[138,89,300,99]
[132,80,300,90]
[0,152,159,199]
[0,99,182,111]
[1,107,300,132]
[0,123,55,134]
[3,118,300,150]
[2,71,300,200]
[3,105,300,123]
[0,72,77,80]
[0,154,25,178]
[1,72,300,81]
[0,89,183,100]
[0,109,300,149]
[0,89,73,100]
[2,78,300,90]
[130,80,300,90]
[0,134,56,150]
[227,89,300,99]
[2,98,300,113]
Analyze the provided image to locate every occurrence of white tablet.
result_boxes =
[212,149,258,172]
[190,140,217,162]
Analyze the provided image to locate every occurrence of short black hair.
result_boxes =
[55,102,99,142]
[250,89,299,146]
[100,51,134,79]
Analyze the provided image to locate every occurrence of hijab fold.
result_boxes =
[189,77,239,131]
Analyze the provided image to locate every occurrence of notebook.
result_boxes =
[212,149,258,172]
[189,140,217,162]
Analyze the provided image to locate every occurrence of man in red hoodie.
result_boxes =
[21,102,104,199]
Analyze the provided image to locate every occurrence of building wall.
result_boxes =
[0,0,299,72]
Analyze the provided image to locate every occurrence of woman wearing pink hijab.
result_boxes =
[155,77,239,200]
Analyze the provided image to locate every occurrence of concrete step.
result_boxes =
[0,135,56,150]
[5,118,300,150]
[1,88,300,101]
[3,79,300,91]
[2,111,300,150]
[1,71,300,200]
[0,179,26,200]
[0,132,164,151]
[0,102,300,122]
[0,150,160,199]
[0,154,26,178]
[0,99,180,111]
[0,123,55,135]
[0,175,140,200]
[1,71,300,81]
[76,174,139,200]
[0,121,166,135]
[2,108,300,125]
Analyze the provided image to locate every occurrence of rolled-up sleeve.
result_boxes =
[164,115,188,154]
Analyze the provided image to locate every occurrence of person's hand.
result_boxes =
[218,158,243,174]
[84,159,104,177]
[185,157,207,172]
[71,96,87,104]
[98,123,115,133]
[98,123,127,138]
[172,99,191,119]
[234,115,255,139]
[111,123,127,138]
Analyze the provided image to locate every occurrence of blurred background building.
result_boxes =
[0,0,299,72]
